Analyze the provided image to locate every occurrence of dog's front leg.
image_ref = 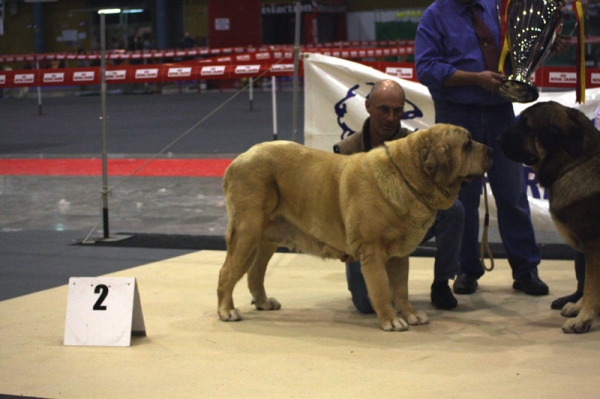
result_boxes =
[562,251,600,333]
[386,256,428,326]
[360,248,408,331]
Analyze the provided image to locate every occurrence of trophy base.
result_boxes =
[498,79,539,103]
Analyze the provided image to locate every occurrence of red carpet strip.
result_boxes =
[0,158,233,177]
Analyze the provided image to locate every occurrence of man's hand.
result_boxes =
[552,35,571,55]
[476,71,505,93]
[444,70,504,92]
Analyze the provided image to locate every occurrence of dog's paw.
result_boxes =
[253,297,281,311]
[561,301,582,318]
[218,308,242,322]
[380,317,409,332]
[405,311,429,326]
[562,316,593,334]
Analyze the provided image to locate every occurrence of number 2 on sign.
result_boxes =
[93,284,109,311]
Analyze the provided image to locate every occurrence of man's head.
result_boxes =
[365,79,405,146]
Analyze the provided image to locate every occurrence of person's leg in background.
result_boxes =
[346,261,375,314]
[429,201,464,309]
[433,101,485,294]
[484,104,547,295]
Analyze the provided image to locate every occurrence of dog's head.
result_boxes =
[497,101,591,186]
[408,123,494,189]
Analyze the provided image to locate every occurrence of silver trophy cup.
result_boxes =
[498,0,564,103]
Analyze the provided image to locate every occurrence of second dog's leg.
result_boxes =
[562,251,600,333]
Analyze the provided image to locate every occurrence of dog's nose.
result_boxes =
[486,146,494,158]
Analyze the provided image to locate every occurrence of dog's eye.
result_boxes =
[464,140,473,151]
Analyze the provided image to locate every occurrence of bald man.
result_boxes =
[334,79,464,311]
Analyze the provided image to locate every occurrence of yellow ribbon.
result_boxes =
[498,0,511,75]
[574,0,586,104]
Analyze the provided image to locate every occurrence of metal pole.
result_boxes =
[291,1,301,143]
[272,76,278,140]
[36,59,43,116]
[249,77,253,112]
[100,13,110,239]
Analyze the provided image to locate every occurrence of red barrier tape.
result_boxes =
[0,62,297,87]
[1,59,598,89]
[4,36,600,64]
[0,40,417,64]
[186,46,414,65]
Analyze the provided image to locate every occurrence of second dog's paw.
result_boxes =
[562,317,593,334]
[406,311,429,326]
[380,317,409,332]
[218,308,242,322]
[253,297,281,311]
[561,302,582,318]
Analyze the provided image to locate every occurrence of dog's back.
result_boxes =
[224,141,352,251]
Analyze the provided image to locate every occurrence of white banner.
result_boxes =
[303,52,434,152]
[303,53,600,238]
[303,52,599,154]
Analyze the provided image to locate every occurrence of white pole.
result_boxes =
[100,12,110,239]
[272,76,277,140]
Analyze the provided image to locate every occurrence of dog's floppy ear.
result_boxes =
[548,108,585,159]
[420,140,436,177]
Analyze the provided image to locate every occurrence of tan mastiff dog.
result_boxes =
[218,124,493,331]
[499,101,600,333]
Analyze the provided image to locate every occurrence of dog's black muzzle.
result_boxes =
[497,129,538,166]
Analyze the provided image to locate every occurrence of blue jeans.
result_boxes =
[346,200,464,314]
[434,100,541,280]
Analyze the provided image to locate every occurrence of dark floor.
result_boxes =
[0,84,304,302]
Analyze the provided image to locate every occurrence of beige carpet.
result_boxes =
[1,250,599,398]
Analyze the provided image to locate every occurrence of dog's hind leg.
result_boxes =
[562,251,600,333]
[248,239,281,311]
[387,256,428,326]
[217,220,262,322]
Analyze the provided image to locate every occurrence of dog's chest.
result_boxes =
[387,216,436,257]
[549,164,600,246]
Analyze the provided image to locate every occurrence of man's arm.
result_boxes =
[333,128,365,155]
[443,70,505,93]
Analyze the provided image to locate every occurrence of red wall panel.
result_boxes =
[207,0,262,48]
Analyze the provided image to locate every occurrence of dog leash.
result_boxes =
[480,174,495,271]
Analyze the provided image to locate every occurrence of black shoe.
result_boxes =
[431,280,458,310]
[453,273,478,295]
[551,291,583,310]
[513,272,549,296]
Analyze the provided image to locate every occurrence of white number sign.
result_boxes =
[63,277,146,347]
